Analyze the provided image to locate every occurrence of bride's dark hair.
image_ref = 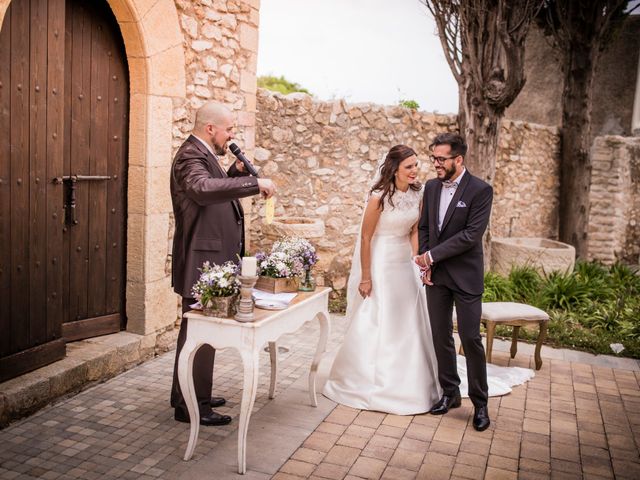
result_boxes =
[370,144,420,211]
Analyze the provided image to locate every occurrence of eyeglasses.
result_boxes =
[429,155,458,165]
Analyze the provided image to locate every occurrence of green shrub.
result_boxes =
[399,99,420,110]
[257,75,310,95]
[508,266,542,304]
[538,270,591,311]
[483,272,515,302]
[484,261,640,358]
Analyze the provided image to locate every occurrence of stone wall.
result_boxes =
[171,0,259,153]
[506,18,640,139]
[589,136,640,265]
[251,90,562,288]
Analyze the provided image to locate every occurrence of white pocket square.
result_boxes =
[456,201,467,208]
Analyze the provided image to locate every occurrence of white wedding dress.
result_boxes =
[323,187,534,415]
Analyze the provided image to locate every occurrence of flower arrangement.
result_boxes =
[256,251,303,279]
[191,261,241,306]
[256,236,319,292]
[272,236,318,270]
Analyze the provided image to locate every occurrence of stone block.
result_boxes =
[155,326,180,354]
[140,0,183,57]
[127,165,146,215]
[145,96,175,168]
[126,212,145,282]
[239,23,258,52]
[39,356,89,399]
[66,341,119,381]
[145,213,172,283]
[145,168,172,215]
[117,21,145,58]
[1,371,50,418]
[148,45,187,97]
[143,277,178,335]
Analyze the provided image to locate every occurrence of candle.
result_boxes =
[241,256,257,277]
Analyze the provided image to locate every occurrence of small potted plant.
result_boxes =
[272,237,318,291]
[254,250,302,293]
[191,261,241,317]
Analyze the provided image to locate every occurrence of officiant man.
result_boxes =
[170,102,276,426]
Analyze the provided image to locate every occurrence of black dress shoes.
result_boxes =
[473,405,490,431]
[210,397,226,408]
[174,408,232,426]
[429,394,462,415]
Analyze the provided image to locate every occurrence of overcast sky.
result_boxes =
[257,0,459,114]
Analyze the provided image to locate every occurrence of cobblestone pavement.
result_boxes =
[0,316,347,480]
[1,314,640,480]
[274,349,640,480]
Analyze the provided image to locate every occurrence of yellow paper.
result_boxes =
[265,197,275,224]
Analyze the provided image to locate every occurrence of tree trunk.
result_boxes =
[458,81,500,267]
[458,80,500,185]
[558,42,598,258]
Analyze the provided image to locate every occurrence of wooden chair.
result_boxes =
[480,302,549,370]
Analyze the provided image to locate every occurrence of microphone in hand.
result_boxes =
[229,143,259,177]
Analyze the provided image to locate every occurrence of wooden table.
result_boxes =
[177,287,331,474]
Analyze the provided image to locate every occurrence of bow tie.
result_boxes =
[442,180,458,189]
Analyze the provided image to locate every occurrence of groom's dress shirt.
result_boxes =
[438,168,466,231]
[427,168,466,264]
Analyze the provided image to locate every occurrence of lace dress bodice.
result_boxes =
[371,186,423,237]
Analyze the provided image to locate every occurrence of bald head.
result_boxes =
[194,102,233,131]
[192,102,235,155]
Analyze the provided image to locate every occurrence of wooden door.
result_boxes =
[0,0,66,382]
[61,0,128,342]
[0,0,128,382]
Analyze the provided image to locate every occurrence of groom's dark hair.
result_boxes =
[430,132,467,158]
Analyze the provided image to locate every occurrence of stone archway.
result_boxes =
[0,0,186,336]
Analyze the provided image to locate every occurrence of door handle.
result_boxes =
[52,175,112,226]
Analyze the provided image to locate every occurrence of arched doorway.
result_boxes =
[0,0,129,381]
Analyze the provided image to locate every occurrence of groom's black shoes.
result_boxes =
[473,405,490,431]
[429,394,462,415]
[174,408,232,426]
[210,397,226,408]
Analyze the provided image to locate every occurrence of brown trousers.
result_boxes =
[170,298,215,415]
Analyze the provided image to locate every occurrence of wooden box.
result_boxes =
[255,276,299,293]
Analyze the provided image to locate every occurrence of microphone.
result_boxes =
[229,143,259,177]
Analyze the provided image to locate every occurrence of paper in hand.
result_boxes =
[265,197,275,224]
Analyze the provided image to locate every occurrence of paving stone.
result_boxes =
[387,448,424,471]
[313,461,350,480]
[484,466,518,480]
[348,456,387,480]
[291,447,327,465]
[323,445,361,467]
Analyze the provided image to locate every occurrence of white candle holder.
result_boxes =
[235,275,258,322]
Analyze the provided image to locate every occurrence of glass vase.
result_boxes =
[298,268,316,292]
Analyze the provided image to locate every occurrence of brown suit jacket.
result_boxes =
[170,135,260,297]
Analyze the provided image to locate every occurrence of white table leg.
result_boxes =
[237,349,260,474]
[178,340,201,461]
[309,310,330,407]
[268,341,277,399]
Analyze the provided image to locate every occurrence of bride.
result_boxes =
[322,145,533,415]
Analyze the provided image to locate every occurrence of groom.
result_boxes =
[416,132,493,431]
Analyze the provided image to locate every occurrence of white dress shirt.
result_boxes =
[438,168,466,231]
[427,168,466,264]
[192,134,215,157]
